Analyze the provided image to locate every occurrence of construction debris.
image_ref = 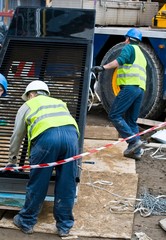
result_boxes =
[61,236,79,240]
[137,118,163,127]
[144,143,166,150]
[135,232,153,240]
[151,129,166,144]
[159,218,166,232]
[144,142,166,160]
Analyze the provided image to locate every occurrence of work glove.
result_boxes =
[5,163,19,171]
[91,66,105,74]
[2,156,19,173]
[2,163,19,173]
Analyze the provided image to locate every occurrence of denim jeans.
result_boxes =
[108,85,144,144]
[16,125,79,233]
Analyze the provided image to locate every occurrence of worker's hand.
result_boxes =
[8,156,17,164]
[2,156,18,172]
[91,66,105,74]
[3,163,19,173]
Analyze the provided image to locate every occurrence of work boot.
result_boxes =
[124,140,143,156]
[134,148,144,160]
[124,148,144,160]
[13,215,34,234]
[57,229,70,237]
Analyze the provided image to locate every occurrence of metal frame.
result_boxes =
[0,7,95,196]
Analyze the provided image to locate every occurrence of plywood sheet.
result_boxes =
[0,139,138,239]
[85,125,119,140]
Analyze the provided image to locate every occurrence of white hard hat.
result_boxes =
[22,80,50,101]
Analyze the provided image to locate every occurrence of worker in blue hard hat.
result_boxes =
[91,28,147,160]
[125,28,142,42]
[0,73,8,97]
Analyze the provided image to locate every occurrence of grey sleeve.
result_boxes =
[9,103,30,162]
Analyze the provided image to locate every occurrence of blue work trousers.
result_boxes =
[17,125,79,233]
[108,85,144,143]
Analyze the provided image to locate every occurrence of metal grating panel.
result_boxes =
[0,7,95,194]
[0,39,88,167]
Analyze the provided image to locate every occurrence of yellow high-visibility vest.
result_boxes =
[117,45,147,90]
[25,95,79,154]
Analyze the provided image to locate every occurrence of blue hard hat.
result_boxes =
[125,28,142,41]
[0,73,8,96]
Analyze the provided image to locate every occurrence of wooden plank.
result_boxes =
[0,206,20,211]
[85,125,119,140]
[0,140,137,238]
[137,118,163,127]
[145,142,166,149]
[85,119,164,141]
[0,173,138,238]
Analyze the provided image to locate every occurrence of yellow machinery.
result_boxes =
[152,4,166,28]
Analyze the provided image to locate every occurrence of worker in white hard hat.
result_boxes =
[0,73,8,97]
[6,80,79,237]
[91,28,147,161]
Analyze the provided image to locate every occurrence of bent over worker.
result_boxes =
[0,73,8,97]
[7,80,79,237]
[91,28,147,160]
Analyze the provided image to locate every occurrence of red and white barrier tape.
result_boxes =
[1,121,166,172]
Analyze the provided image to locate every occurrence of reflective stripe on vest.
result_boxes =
[25,95,79,154]
[117,45,147,90]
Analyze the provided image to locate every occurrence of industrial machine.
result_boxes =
[152,3,166,28]
[51,0,166,120]
[0,0,166,120]
[0,6,95,207]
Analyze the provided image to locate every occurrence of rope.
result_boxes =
[1,121,166,172]
[81,175,139,214]
[83,178,166,216]
[150,145,166,160]
[83,181,140,201]
[88,72,101,111]
[135,191,166,217]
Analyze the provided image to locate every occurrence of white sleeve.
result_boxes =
[9,103,30,162]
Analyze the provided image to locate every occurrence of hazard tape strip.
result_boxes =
[0,121,166,172]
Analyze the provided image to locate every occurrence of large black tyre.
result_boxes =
[97,42,165,120]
